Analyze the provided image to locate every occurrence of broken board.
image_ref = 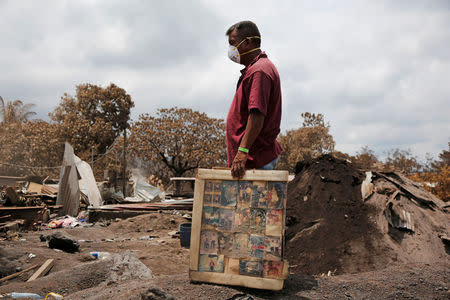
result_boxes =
[189,168,289,291]
[27,259,54,282]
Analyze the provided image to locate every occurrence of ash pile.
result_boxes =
[285,154,449,275]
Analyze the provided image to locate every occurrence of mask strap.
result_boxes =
[233,36,261,50]
[240,47,261,56]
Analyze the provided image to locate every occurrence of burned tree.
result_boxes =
[130,107,226,178]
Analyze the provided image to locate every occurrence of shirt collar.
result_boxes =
[240,51,267,75]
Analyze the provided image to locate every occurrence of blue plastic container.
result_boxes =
[179,223,192,247]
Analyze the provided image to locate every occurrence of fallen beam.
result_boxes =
[0,214,12,221]
[0,205,62,211]
[27,259,54,282]
[0,264,39,283]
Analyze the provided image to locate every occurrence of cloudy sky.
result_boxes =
[1,0,449,159]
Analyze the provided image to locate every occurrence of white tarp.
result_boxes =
[75,155,103,208]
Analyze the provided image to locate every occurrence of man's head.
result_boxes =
[226,20,261,48]
[226,21,261,65]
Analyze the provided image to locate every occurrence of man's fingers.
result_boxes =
[237,163,245,179]
[238,163,245,178]
[231,166,237,177]
[231,162,239,177]
[231,161,245,178]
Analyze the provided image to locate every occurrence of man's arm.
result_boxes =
[231,109,265,178]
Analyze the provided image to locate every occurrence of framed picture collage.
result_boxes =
[189,169,289,291]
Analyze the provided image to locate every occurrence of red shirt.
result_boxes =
[226,52,282,169]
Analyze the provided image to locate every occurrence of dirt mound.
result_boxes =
[285,154,450,275]
[0,251,153,298]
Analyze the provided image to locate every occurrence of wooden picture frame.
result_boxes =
[189,168,289,291]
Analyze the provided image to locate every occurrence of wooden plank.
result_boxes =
[282,260,289,279]
[189,271,284,291]
[0,205,63,211]
[197,168,289,182]
[27,182,43,194]
[0,264,39,282]
[0,214,12,221]
[189,178,205,271]
[27,259,54,282]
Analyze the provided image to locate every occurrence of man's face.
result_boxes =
[228,29,251,54]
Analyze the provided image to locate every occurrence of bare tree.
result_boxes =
[0,96,36,123]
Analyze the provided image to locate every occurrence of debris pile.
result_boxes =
[1,182,58,207]
[285,154,449,275]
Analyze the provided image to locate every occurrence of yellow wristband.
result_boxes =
[238,147,249,154]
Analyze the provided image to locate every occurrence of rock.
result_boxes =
[42,231,80,253]
[140,287,174,300]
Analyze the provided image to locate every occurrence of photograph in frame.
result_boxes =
[202,206,219,229]
[248,234,265,258]
[239,259,263,277]
[267,182,286,209]
[218,232,234,256]
[203,181,214,205]
[238,181,252,207]
[200,230,218,254]
[250,208,266,234]
[198,254,224,272]
[212,182,222,205]
[251,181,268,208]
[263,260,283,278]
[266,209,283,236]
[234,207,250,231]
[220,180,238,207]
[264,235,282,261]
[218,208,235,231]
[232,233,248,258]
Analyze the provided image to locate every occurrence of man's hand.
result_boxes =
[231,150,248,178]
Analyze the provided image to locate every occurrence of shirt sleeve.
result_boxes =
[247,71,272,116]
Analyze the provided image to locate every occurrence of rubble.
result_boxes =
[0,147,448,298]
[286,154,450,275]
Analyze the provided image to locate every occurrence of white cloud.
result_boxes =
[0,0,449,160]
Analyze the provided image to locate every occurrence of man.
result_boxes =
[225,21,282,178]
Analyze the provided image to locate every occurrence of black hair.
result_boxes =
[226,20,261,47]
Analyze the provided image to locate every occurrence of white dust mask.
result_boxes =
[228,44,241,63]
[227,36,261,64]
